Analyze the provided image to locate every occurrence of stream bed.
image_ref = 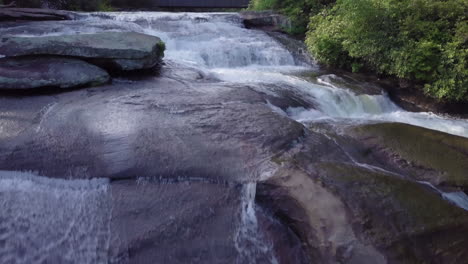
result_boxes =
[1,12,468,264]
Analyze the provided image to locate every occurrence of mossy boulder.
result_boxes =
[0,57,109,90]
[0,32,165,71]
[350,122,468,189]
[317,162,468,263]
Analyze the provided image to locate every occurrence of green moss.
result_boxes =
[318,162,468,233]
[157,41,166,58]
[352,123,468,188]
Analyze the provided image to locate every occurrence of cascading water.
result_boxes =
[0,171,111,264]
[1,10,468,264]
[0,12,466,138]
[235,183,278,264]
[74,11,468,138]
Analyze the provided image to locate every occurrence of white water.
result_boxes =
[0,171,111,264]
[419,181,468,211]
[234,183,278,264]
[73,11,468,138]
[3,11,466,138]
[1,12,468,262]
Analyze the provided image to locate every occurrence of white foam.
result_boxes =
[0,171,111,264]
[234,183,279,264]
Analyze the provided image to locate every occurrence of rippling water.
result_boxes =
[70,11,468,138]
[1,11,467,264]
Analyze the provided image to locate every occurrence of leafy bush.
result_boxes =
[249,0,335,35]
[306,0,468,101]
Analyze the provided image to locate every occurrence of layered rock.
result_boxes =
[258,127,468,263]
[0,7,78,21]
[0,57,110,90]
[349,123,468,189]
[1,62,467,263]
[0,32,165,71]
[240,11,292,32]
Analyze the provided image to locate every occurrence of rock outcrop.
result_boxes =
[349,122,468,189]
[0,32,165,72]
[1,10,467,264]
[0,57,110,90]
[240,11,292,32]
[0,8,78,21]
[0,29,166,92]
[1,63,468,263]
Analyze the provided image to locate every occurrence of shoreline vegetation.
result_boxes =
[249,0,467,105]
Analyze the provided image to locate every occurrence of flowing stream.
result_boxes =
[0,171,111,264]
[83,11,468,255]
[1,12,467,137]
[75,12,468,138]
[1,11,468,263]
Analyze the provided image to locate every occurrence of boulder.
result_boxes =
[1,61,467,263]
[0,8,78,21]
[349,123,468,189]
[0,56,110,90]
[316,162,468,263]
[0,32,165,71]
[240,11,292,32]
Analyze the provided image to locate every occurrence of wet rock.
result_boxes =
[349,123,468,189]
[255,206,311,264]
[0,56,110,90]
[254,126,468,264]
[317,162,468,263]
[0,32,165,71]
[386,84,468,117]
[315,74,385,95]
[267,32,315,66]
[1,59,467,263]
[240,11,292,32]
[257,165,387,264]
[0,64,304,181]
[0,8,78,22]
[109,180,242,264]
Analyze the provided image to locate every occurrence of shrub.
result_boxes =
[249,0,335,36]
[306,0,468,101]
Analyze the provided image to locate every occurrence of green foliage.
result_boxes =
[249,0,335,35]
[306,0,468,101]
[157,41,166,58]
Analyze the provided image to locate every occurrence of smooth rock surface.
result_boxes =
[0,8,78,21]
[2,63,467,263]
[0,32,165,71]
[0,64,304,181]
[0,56,110,90]
[258,132,468,264]
[2,11,468,264]
[240,11,292,32]
[349,123,468,189]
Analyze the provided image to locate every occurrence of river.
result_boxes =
[1,12,468,264]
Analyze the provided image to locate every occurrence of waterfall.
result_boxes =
[1,10,468,263]
[2,11,467,138]
[86,11,468,138]
[235,183,278,264]
[0,171,112,264]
